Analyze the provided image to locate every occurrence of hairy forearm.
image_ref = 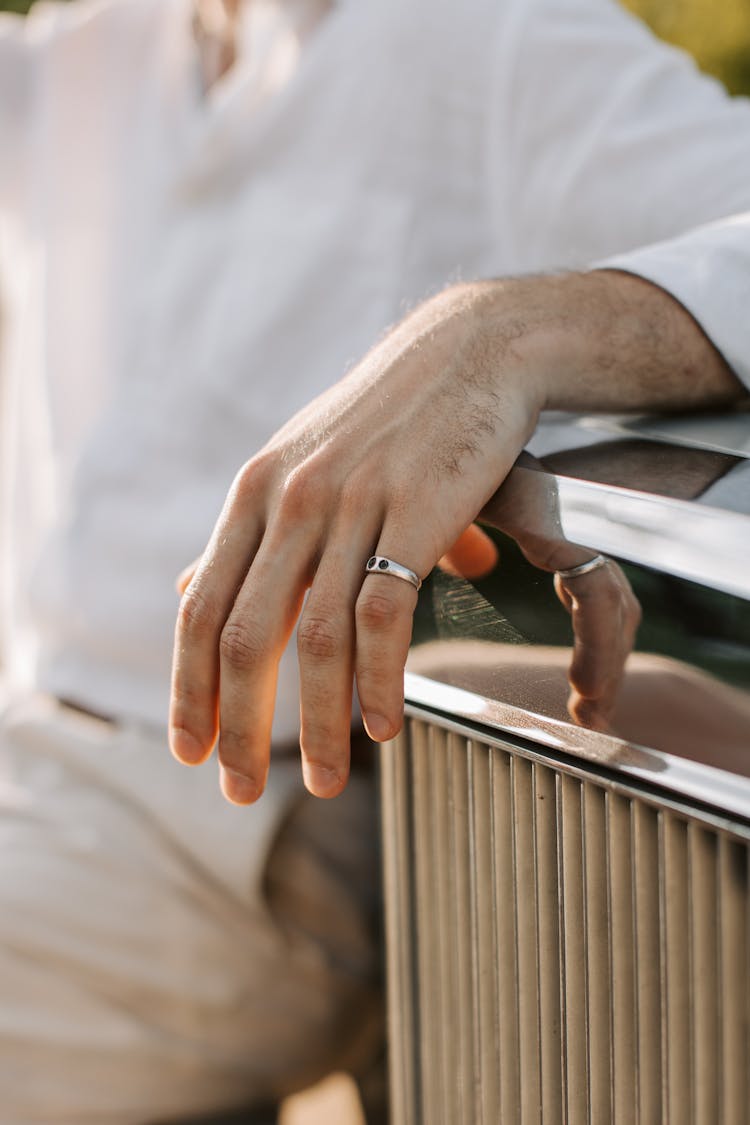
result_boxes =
[458,270,746,415]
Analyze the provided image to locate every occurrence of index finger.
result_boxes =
[169,464,267,770]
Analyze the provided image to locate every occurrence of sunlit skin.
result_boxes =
[169,269,746,804]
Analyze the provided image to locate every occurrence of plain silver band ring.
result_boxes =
[555,553,609,580]
[366,556,422,591]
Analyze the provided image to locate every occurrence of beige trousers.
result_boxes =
[0,695,382,1123]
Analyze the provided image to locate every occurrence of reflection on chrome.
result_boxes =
[557,478,749,599]
[408,413,750,816]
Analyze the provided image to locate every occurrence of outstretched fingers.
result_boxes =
[170,458,312,803]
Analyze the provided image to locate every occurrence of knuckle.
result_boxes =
[230,456,269,506]
[219,619,266,672]
[170,677,203,715]
[297,614,342,662]
[218,727,255,763]
[178,586,222,640]
[279,466,321,517]
[356,589,402,632]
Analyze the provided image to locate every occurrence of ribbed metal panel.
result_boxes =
[383,717,750,1125]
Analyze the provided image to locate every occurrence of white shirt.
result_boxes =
[1,0,749,734]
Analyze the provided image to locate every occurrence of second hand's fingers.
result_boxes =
[438,523,499,579]
[555,560,641,727]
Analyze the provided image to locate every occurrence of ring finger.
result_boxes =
[354,529,426,743]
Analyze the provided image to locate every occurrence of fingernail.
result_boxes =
[364,712,393,742]
[170,727,207,765]
[302,762,343,799]
[220,766,262,805]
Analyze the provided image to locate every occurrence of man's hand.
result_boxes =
[170,282,544,802]
[169,271,743,803]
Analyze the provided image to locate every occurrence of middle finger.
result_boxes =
[216,529,311,803]
[297,523,378,797]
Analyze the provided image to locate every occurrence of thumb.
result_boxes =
[438,523,499,580]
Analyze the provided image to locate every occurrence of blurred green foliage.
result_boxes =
[623,0,750,94]
[2,0,750,94]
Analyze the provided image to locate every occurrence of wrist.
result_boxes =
[447,277,556,419]
[466,270,743,415]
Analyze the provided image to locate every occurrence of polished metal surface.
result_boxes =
[584,410,750,458]
[404,672,750,824]
[407,412,750,804]
[555,473,749,597]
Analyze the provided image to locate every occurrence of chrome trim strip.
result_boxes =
[404,672,750,825]
[581,412,750,459]
[555,477,750,598]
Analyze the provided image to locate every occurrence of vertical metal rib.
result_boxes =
[688,823,719,1125]
[431,726,456,1125]
[582,784,612,1124]
[410,720,440,1125]
[659,812,690,1124]
[381,731,417,1125]
[632,801,662,1125]
[717,835,749,1125]
[491,745,521,1122]
[448,731,474,1123]
[559,772,587,1125]
[533,763,563,1125]
[468,741,499,1124]
[512,755,542,1124]
[606,793,636,1125]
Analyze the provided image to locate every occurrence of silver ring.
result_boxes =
[555,553,609,580]
[365,556,422,591]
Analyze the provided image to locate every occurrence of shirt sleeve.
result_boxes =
[497,0,750,389]
[598,213,750,390]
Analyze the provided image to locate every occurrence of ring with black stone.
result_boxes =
[365,556,422,591]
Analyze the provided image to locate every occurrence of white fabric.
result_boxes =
[601,212,750,382]
[1,0,750,734]
[0,696,380,1121]
[1,1,750,1118]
